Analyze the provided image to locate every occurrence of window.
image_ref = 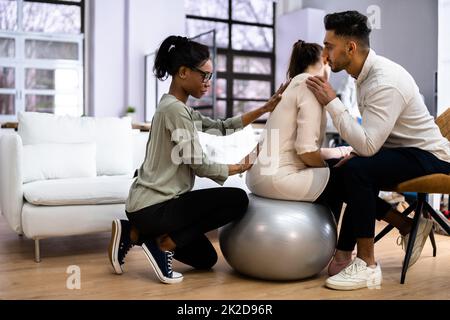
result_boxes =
[187,30,218,119]
[185,0,275,121]
[0,0,84,121]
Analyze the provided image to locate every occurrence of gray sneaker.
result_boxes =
[398,216,433,268]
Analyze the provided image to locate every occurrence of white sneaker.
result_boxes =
[325,257,382,290]
[397,216,433,268]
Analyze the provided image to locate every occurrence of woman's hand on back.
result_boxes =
[262,80,291,113]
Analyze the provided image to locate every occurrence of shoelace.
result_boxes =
[119,242,133,264]
[166,251,174,277]
[343,261,365,277]
[396,235,405,250]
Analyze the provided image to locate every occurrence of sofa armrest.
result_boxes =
[0,134,24,234]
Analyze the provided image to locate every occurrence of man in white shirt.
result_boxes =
[306,10,450,290]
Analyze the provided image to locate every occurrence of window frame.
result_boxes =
[186,0,276,121]
[0,0,85,121]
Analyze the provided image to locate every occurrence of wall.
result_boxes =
[277,0,303,16]
[90,1,439,118]
[89,0,126,118]
[438,0,450,116]
[299,0,438,114]
[276,8,325,87]
[89,0,185,121]
[127,0,185,122]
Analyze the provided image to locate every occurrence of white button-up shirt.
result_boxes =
[325,49,450,162]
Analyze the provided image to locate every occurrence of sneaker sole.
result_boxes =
[108,219,123,275]
[325,280,382,291]
[141,244,183,284]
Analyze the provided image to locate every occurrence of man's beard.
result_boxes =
[330,64,344,73]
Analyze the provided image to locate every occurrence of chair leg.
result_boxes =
[374,200,417,243]
[401,196,424,284]
[34,239,41,263]
[429,230,437,257]
[422,201,438,257]
[374,224,394,243]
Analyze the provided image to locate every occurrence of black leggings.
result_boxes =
[316,147,450,251]
[126,187,249,269]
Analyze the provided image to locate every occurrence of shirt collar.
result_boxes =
[356,49,376,86]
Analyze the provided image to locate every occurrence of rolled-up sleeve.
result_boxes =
[325,86,405,157]
[165,109,229,185]
[295,85,324,155]
[191,109,243,136]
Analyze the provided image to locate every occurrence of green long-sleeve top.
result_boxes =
[126,94,244,213]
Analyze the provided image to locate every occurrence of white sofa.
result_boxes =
[0,112,257,262]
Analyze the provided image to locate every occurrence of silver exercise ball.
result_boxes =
[219,194,337,281]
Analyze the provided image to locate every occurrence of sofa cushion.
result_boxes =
[18,112,134,176]
[18,111,96,145]
[95,117,133,176]
[23,175,133,206]
[22,143,97,183]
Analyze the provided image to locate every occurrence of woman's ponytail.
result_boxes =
[287,39,322,79]
[153,35,210,81]
[153,36,178,80]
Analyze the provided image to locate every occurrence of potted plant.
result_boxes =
[126,106,136,122]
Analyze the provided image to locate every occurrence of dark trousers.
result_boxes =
[127,187,249,269]
[316,147,450,251]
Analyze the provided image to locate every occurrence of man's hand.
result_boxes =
[263,79,291,113]
[333,153,356,168]
[338,146,354,158]
[305,75,337,106]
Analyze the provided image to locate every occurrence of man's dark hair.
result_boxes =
[324,11,371,48]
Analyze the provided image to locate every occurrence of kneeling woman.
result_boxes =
[108,35,287,284]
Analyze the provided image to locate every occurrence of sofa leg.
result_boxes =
[34,239,41,263]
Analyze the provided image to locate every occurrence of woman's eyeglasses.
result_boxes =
[191,67,213,83]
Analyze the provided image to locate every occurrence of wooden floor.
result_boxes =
[1,216,450,300]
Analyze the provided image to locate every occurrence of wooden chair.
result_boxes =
[374,108,450,284]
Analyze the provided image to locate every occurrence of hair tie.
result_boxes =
[167,36,189,53]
